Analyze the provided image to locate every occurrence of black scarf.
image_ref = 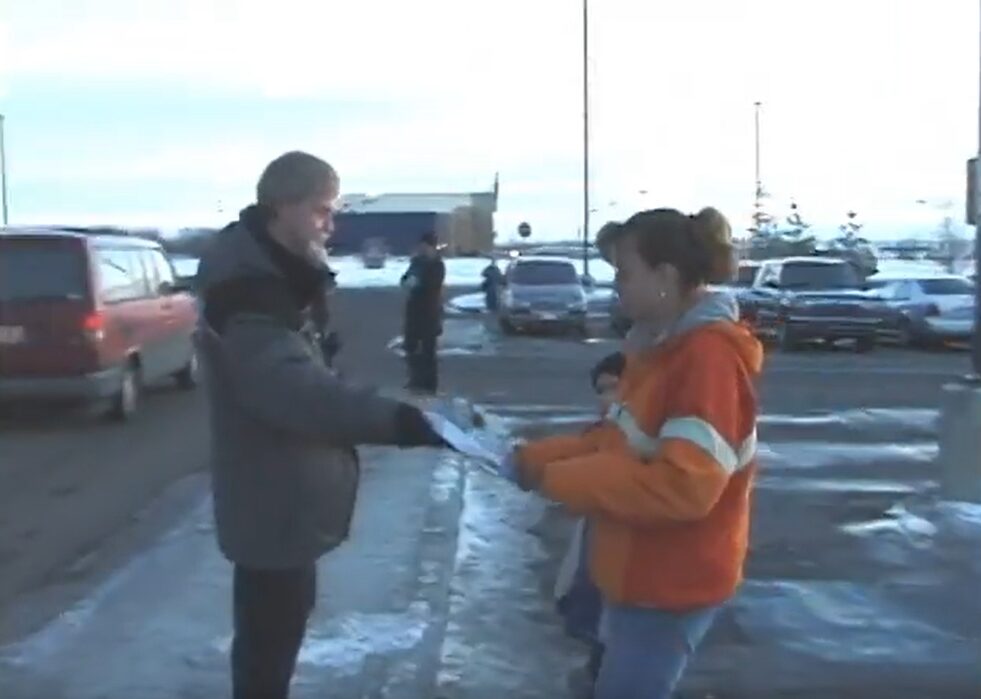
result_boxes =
[204,205,328,334]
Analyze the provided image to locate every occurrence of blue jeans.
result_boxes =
[594,602,720,699]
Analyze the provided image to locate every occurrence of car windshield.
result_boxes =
[919,278,974,295]
[781,262,860,289]
[510,261,579,285]
[0,239,89,301]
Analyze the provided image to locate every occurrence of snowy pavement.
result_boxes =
[0,448,465,699]
[2,400,979,698]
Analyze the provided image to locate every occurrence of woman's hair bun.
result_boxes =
[690,207,735,284]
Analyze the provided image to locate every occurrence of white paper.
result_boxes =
[423,411,511,467]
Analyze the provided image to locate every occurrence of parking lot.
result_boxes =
[1,286,979,698]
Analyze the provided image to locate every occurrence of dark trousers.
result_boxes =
[232,565,316,699]
[404,331,438,392]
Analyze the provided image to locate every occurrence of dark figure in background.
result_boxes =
[480,259,504,312]
[400,232,446,394]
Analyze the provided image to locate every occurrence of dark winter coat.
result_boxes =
[196,206,428,568]
[401,254,446,338]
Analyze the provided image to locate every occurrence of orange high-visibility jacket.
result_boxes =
[520,294,763,611]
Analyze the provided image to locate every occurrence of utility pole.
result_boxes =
[974,3,981,376]
[753,101,763,233]
[582,0,591,278]
[0,113,8,226]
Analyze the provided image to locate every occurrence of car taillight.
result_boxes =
[83,311,105,341]
[925,303,941,317]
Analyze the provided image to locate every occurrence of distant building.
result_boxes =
[331,179,498,256]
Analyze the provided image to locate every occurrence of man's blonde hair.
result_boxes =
[256,151,339,208]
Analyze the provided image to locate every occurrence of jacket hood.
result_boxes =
[626,290,763,376]
[196,208,290,293]
[196,206,329,333]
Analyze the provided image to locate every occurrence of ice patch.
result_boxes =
[759,441,938,470]
[299,603,430,671]
[430,458,464,504]
[760,408,939,435]
[436,470,584,696]
[841,503,939,539]
[210,602,431,676]
[736,580,977,665]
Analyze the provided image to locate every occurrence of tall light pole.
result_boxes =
[975,2,981,377]
[582,0,591,278]
[0,113,8,226]
[752,101,764,232]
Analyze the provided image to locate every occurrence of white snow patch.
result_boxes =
[758,441,938,470]
[211,602,431,676]
[841,503,940,539]
[760,408,939,434]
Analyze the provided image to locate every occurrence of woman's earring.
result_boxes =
[658,290,667,299]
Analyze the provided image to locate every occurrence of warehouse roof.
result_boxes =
[338,186,498,215]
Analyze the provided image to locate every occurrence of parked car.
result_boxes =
[609,288,631,337]
[361,238,387,269]
[867,273,975,347]
[711,260,763,323]
[748,256,883,352]
[0,227,199,420]
[499,257,588,335]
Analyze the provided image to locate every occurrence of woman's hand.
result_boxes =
[497,449,542,492]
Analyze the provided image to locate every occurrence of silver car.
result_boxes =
[498,257,588,335]
[868,273,975,346]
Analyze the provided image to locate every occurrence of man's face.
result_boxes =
[277,184,338,259]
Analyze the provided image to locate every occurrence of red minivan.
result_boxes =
[0,227,199,420]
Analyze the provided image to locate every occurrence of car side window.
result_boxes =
[98,248,149,304]
[760,264,780,288]
[152,251,176,288]
[893,282,913,301]
[128,250,154,298]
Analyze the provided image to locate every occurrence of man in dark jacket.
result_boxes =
[400,232,446,394]
[195,151,447,699]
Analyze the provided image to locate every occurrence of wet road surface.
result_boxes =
[1,287,979,698]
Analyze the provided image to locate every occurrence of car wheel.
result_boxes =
[778,324,799,352]
[109,363,141,422]
[895,319,915,348]
[175,349,199,390]
[855,335,876,353]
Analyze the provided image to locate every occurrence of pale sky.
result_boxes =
[1,0,979,241]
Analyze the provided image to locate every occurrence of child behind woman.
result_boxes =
[552,352,625,691]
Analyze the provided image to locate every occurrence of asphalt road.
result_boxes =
[0,286,976,698]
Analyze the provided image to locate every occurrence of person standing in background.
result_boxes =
[400,232,446,394]
[480,257,504,312]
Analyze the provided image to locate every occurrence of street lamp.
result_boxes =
[0,113,8,226]
[581,0,591,277]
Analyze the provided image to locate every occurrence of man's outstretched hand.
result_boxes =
[394,403,452,449]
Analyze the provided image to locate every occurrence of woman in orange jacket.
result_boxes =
[502,207,763,699]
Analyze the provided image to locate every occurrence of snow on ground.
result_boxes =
[167,255,617,289]
[170,253,963,291]
[330,256,617,289]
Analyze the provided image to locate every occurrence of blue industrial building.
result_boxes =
[330,181,499,257]
[331,211,442,256]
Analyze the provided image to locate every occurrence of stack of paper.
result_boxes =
[423,409,512,469]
